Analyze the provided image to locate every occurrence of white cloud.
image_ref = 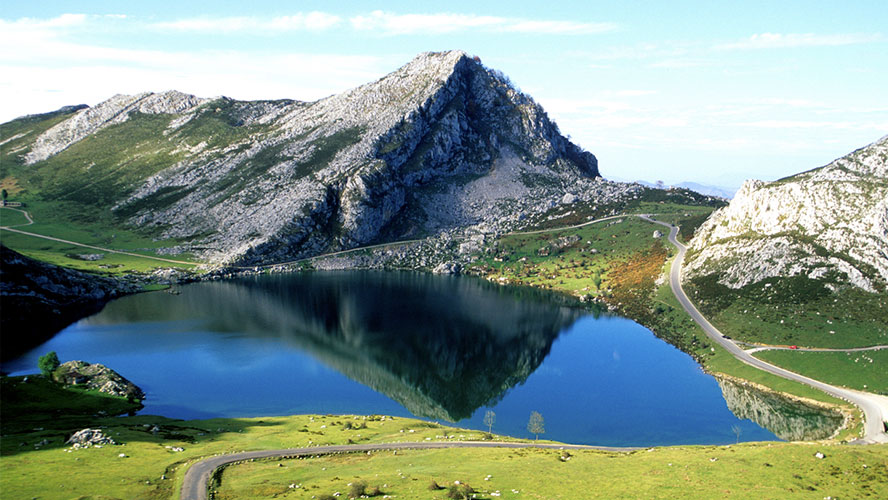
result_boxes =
[349,11,617,35]
[717,32,882,50]
[0,13,388,121]
[152,12,342,33]
[736,119,886,130]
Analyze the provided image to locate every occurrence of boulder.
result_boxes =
[561,193,578,204]
[433,262,462,275]
[67,428,116,448]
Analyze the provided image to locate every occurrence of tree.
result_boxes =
[527,411,545,440]
[1,189,7,201]
[38,351,60,377]
[731,425,742,444]
[592,269,602,290]
[483,410,496,434]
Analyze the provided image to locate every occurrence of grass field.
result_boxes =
[0,206,30,226]
[0,393,518,500]
[469,216,674,301]
[213,443,888,500]
[686,274,888,349]
[0,199,202,274]
[754,349,888,395]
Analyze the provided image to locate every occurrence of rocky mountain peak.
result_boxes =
[685,136,888,292]
[5,50,611,266]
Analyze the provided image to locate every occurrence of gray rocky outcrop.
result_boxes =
[24,91,209,164]
[53,360,145,400]
[66,428,117,448]
[685,135,888,291]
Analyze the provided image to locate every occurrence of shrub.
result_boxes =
[446,483,475,499]
[38,351,60,377]
[348,481,367,498]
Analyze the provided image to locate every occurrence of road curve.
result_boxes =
[639,215,888,444]
[181,441,640,500]
[0,206,34,227]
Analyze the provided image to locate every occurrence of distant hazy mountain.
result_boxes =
[674,182,736,199]
[1,50,632,266]
[624,179,736,199]
[685,135,888,292]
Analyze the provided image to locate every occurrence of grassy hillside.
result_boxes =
[754,349,888,395]
[214,443,887,500]
[1,109,216,273]
[685,274,888,349]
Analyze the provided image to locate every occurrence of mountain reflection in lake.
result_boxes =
[717,376,844,441]
[6,271,789,446]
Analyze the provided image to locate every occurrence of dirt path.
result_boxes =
[0,225,196,266]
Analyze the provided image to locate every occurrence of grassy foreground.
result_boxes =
[214,442,888,500]
[3,402,885,500]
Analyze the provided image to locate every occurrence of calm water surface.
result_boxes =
[7,271,786,446]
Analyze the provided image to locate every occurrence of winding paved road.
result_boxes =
[742,344,888,354]
[181,441,640,500]
[640,215,888,445]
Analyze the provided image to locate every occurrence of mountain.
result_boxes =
[674,182,736,199]
[1,50,614,266]
[684,135,888,292]
[628,179,736,199]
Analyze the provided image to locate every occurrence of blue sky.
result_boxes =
[2,1,886,187]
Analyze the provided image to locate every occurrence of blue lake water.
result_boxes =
[5,271,783,446]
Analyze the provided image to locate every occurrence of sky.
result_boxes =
[1,1,886,188]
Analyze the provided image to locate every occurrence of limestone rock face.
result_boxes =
[10,51,601,266]
[24,91,209,164]
[685,136,888,291]
[53,360,145,400]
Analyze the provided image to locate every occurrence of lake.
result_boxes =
[4,271,839,446]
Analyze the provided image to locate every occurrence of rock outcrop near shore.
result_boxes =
[53,360,145,400]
